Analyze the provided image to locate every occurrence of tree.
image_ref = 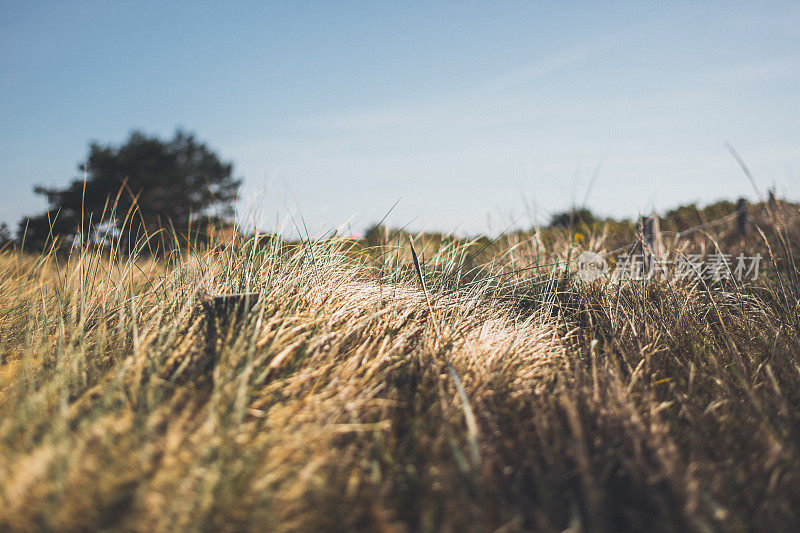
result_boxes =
[549,207,598,229]
[0,223,13,249]
[363,223,389,246]
[19,129,241,251]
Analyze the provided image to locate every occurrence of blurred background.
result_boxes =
[1,0,798,238]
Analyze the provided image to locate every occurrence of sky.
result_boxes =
[2,1,799,237]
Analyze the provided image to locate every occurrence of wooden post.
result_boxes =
[736,198,748,235]
[208,292,261,316]
[639,214,664,274]
[641,215,661,253]
[203,292,262,344]
[639,215,649,272]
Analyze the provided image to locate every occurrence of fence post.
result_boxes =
[639,214,663,273]
[736,198,748,235]
[203,292,262,345]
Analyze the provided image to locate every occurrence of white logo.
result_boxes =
[576,251,608,281]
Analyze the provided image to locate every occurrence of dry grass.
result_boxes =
[1,209,800,532]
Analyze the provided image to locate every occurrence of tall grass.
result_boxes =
[1,210,799,531]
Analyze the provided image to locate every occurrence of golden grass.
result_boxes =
[1,219,799,531]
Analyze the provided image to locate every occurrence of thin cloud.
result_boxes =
[707,60,800,85]
[291,36,622,134]
[480,35,622,93]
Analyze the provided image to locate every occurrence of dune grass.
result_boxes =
[1,211,799,531]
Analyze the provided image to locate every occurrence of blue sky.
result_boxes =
[2,1,799,236]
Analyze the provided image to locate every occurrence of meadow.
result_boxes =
[1,199,799,532]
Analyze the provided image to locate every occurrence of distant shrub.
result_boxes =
[549,208,598,229]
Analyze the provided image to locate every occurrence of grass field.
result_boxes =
[1,200,799,532]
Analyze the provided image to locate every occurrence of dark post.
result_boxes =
[208,292,261,316]
[736,198,748,235]
[203,292,262,345]
[639,213,666,274]
[641,215,662,252]
[639,214,662,274]
[639,216,649,240]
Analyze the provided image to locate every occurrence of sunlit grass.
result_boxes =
[1,206,799,531]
